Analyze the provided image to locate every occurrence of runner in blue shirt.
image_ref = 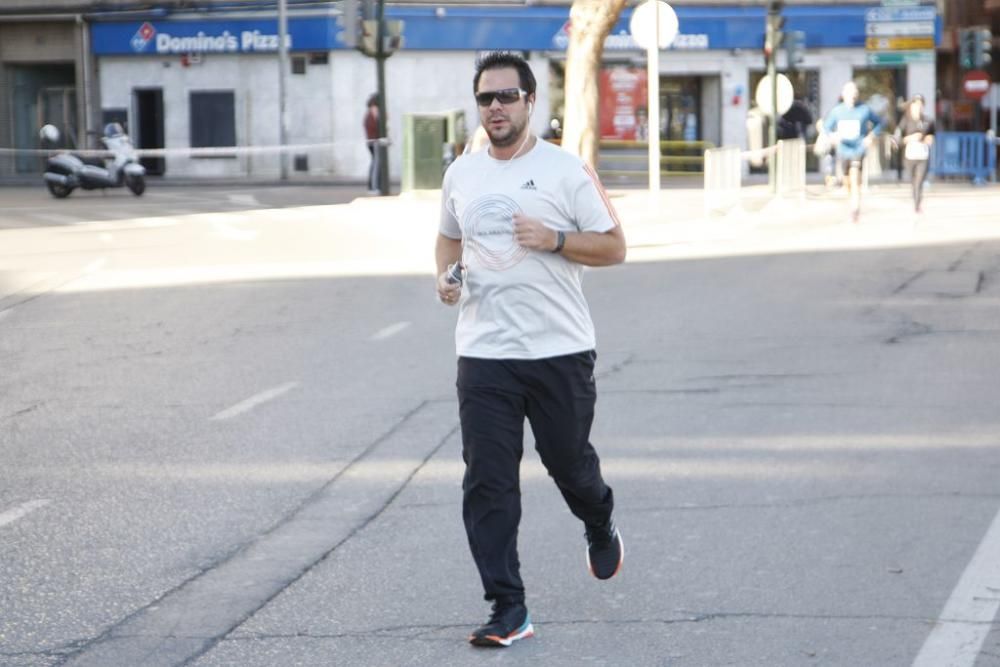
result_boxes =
[823,81,883,223]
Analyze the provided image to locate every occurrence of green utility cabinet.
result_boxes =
[402,110,466,191]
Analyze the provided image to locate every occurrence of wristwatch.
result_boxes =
[552,230,566,254]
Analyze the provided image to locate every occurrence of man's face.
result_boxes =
[477,67,532,148]
[842,83,859,107]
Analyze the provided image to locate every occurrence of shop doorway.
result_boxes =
[10,64,75,173]
[133,88,165,175]
[853,68,907,175]
[660,77,702,142]
[659,77,705,173]
[852,68,907,131]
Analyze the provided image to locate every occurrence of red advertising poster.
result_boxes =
[599,67,647,140]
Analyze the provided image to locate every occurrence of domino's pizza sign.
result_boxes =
[93,19,333,55]
[131,22,156,52]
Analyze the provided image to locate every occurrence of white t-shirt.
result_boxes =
[439,138,620,359]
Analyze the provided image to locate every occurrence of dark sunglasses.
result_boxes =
[475,88,527,107]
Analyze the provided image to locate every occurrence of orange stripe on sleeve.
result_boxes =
[582,163,622,227]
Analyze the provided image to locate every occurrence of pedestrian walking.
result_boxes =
[363,93,381,194]
[778,97,813,141]
[822,81,883,223]
[895,94,935,214]
[434,51,627,649]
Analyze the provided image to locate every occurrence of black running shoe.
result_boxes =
[468,602,534,647]
[586,521,624,580]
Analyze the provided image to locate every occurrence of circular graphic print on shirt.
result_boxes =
[462,194,528,271]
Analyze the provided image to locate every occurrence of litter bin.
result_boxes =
[402,110,466,191]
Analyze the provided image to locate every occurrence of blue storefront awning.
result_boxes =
[89,4,940,56]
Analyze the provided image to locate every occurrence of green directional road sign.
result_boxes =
[866,49,935,65]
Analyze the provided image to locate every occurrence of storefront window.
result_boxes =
[592,67,703,144]
[190,91,236,151]
[852,68,907,132]
[600,65,647,140]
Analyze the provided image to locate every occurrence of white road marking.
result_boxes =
[371,321,411,341]
[912,505,1000,667]
[99,232,114,243]
[210,382,299,421]
[0,499,51,528]
[227,193,261,207]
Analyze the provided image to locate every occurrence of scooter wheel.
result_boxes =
[126,176,146,196]
[46,181,73,198]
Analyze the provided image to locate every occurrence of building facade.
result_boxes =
[0,1,942,181]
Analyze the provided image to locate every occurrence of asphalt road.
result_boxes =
[1,182,1000,666]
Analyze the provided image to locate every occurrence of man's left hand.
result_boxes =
[513,213,557,251]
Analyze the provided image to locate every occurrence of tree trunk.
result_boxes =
[561,0,628,168]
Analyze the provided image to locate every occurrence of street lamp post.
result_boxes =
[647,3,661,196]
[629,0,679,198]
[277,0,289,181]
[375,0,390,196]
[765,3,779,193]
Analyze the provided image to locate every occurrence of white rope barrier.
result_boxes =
[0,142,340,158]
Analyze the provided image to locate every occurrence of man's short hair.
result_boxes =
[473,51,536,97]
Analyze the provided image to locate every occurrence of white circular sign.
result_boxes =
[754,74,794,116]
[629,1,679,50]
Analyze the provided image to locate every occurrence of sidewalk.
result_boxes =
[372,178,1000,266]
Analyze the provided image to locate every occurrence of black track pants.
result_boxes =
[905,158,929,210]
[457,351,614,605]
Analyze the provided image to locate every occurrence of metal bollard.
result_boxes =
[775,138,806,197]
[704,146,741,215]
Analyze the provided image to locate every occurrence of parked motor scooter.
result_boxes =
[41,123,147,198]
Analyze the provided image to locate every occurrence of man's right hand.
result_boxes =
[437,271,462,306]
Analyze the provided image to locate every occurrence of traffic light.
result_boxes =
[336,0,376,51]
[764,2,786,60]
[785,30,805,70]
[360,19,377,55]
[383,19,404,53]
[973,28,993,68]
[958,28,976,69]
[337,0,357,47]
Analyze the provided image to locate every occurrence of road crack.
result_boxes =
[54,401,458,667]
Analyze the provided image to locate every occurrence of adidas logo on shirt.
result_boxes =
[521,179,537,190]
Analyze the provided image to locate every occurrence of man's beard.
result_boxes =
[486,116,527,147]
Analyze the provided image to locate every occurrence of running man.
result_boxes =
[823,81,883,223]
[435,52,626,648]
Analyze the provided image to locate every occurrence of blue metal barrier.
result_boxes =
[931,132,997,185]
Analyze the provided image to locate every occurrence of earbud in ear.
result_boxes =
[528,102,534,115]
